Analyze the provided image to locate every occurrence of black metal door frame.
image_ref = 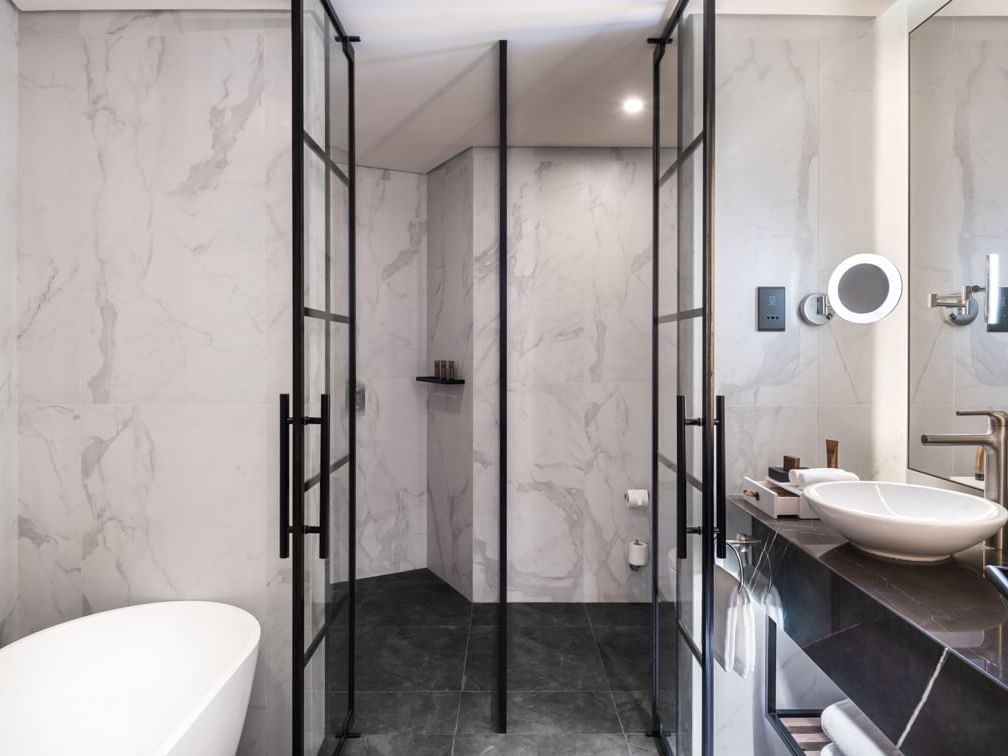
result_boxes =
[650,1,722,754]
[285,0,359,753]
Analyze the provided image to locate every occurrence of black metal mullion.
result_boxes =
[657,307,704,323]
[659,131,703,187]
[650,33,663,739]
[290,0,307,752]
[303,454,350,493]
[305,306,350,323]
[345,31,358,738]
[700,2,718,754]
[304,131,350,185]
[497,38,509,736]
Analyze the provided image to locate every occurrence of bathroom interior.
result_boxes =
[2,0,1008,755]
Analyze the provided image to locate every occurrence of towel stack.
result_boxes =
[787,468,860,488]
[713,566,755,678]
[820,699,902,756]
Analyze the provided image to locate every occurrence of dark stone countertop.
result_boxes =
[726,495,1008,755]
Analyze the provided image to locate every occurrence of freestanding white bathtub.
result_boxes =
[0,601,260,756]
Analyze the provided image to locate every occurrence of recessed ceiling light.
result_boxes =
[622,97,644,115]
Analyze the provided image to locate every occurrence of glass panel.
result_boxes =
[677,147,704,314]
[304,636,326,756]
[658,24,679,178]
[305,146,327,312]
[658,172,678,316]
[679,1,705,148]
[302,0,327,146]
[330,174,350,317]
[328,45,350,172]
[676,635,703,756]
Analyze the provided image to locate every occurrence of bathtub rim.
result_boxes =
[0,600,261,756]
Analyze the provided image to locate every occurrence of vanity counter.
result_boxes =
[727,495,1008,755]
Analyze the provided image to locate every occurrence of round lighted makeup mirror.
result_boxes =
[826,253,903,324]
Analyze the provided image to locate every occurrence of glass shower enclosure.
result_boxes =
[284,0,356,752]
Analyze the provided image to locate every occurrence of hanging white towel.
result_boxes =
[713,565,756,678]
[788,468,860,488]
[821,699,901,756]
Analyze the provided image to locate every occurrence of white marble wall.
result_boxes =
[426,151,475,598]
[503,147,652,603]
[356,166,428,580]
[15,12,291,755]
[716,16,888,491]
[0,0,17,648]
[909,15,1008,479]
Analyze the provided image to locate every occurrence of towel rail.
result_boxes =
[723,535,760,591]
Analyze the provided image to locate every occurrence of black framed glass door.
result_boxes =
[285,0,356,753]
[652,1,720,754]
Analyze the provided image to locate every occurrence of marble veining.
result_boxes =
[504,147,651,603]
[14,12,291,755]
[356,166,428,580]
[715,16,891,489]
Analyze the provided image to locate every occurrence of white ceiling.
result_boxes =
[11,0,901,172]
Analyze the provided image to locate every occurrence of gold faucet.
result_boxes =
[922,410,1008,550]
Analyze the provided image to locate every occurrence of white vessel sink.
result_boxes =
[803,481,1008,563]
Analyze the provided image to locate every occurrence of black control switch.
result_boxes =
[757,286,786,332]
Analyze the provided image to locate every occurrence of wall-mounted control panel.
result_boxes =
[757,286,786,332]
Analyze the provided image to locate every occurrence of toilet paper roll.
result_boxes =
[629,539,649,567]
[625,489,649,508]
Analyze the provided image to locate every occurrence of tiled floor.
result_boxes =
[339,568,671,756]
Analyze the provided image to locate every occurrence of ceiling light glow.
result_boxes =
[622,97,644,115]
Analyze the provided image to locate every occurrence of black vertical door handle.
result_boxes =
[715,395,726,560]
[318,393,330,560]
[280,393,291,559]
[676,395,687,559]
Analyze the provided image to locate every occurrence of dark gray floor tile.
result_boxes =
[627,735,663,755]
[472,603,589,627]
[343,734,453,755]
[463,625,498,691]
[594,627,673,690]
[353,691,461,734]
[355,626,469,691]
[452,734,630,755]
[586,603,651,627]
[508,627,609,691]
[611,691,651,734]
[458,691,622,735]
[357,580,471,626]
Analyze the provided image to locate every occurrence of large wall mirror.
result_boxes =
[909,0,1008,485]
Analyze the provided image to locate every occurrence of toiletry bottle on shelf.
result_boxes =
[976,446,986,482]
[826,439,839,469]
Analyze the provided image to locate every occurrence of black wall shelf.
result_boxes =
[416,376,465,385]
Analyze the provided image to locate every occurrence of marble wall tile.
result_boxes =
[17,405,84,636]
[356,167,428,580]
[716,16,887,490]
[426,150,474,598]
[501,148,651,603]
[0,0,17,646]
[16,12,290,754]
[471,147,500,604]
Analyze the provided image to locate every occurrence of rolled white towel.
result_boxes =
[788,468,860,488]
[821,744,842,756]
[821,699,901,756]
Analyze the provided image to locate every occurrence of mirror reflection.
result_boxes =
[909,0,1008,484]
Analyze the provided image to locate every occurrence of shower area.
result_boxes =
[290,0,718,754]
